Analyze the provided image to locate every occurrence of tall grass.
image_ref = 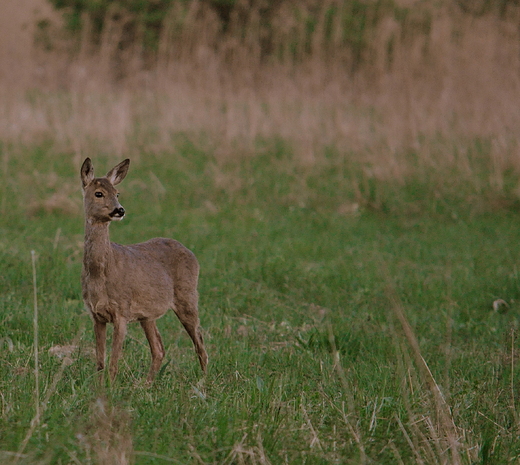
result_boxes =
[2,1,520,212]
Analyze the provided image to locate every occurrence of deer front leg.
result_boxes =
[109,317,128,381]
[94,319,107,372]
[140,320,165,383]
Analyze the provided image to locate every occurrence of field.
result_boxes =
[2,1,520,464]
[1,140,520,464]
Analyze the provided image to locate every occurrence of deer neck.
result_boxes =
[83,220,114,278]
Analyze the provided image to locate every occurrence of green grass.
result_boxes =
[1,140,520,464]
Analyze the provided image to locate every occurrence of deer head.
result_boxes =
[80,158,130,223]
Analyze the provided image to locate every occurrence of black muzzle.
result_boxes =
[110,207,125,218]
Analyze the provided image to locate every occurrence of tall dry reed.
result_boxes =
[1,1,520,192]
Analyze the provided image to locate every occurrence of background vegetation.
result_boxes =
[1,0,520,463]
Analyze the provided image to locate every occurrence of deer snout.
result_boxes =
[110,206,126,219]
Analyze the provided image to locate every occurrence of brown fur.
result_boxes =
[80,157,208,382]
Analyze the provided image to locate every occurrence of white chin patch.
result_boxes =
[111,215,124,221]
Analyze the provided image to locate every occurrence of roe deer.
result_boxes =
[80,157,208,382]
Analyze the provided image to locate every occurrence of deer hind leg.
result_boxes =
[173,294,208,373]
[109,317,127,381]
[140,320,165,383]
[94,319,107,372]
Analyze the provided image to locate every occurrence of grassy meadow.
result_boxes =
[2,137,520,464]
[2,1,520,464]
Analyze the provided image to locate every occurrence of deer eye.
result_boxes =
[95,192,104,198]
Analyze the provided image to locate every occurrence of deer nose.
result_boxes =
[110,207,125,218]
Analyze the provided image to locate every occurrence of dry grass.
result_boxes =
[1,1,520,167]
[388,284,465,464]
[77,398,134,465]
[1,1,519,220]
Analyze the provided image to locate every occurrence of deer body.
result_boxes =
[81,158,208,382]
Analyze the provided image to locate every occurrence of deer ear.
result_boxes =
[81,158,95,188]
[106,159,130,186]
